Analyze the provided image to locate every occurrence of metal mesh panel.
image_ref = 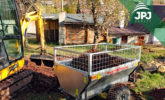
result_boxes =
[54,43,141,73]
[55,47,89,72]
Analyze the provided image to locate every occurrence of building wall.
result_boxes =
[27,21,36,34]
[144,34,150,43]
[110,34,149,45]
[44,20,59,42]
[87,27,94,43]
[152,28,165,45]
[43,18,95,44]
[110,35,122,44]
[128,35,149,44]
[153,36,161,45]
[65,24,94,44]
[66,25,85,44]
[59,12,66,44]
[127,36,138,44]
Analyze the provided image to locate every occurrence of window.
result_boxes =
[0,20,3,36]
[3,39,22,61]
[122,36,128,44]
[0,0,20,36]
[0,40,8,69]
[0,0,23,63]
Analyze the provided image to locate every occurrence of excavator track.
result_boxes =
[0,70,33,100]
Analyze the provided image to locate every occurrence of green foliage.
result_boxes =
[134,71,165,93]
[24,38,58,57]
[64,4,77,13]
[41,5,58,14]
[141,52,154,64]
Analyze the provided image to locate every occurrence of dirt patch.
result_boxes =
[143,48,154,53]
[23,59,58,92]
[126,82,142,100]
[150,88,165,100]
[72,50,131,72]
[24,60,56,77]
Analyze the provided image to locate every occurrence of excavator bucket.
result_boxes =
[30,54,54,67]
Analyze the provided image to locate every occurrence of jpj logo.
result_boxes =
[132,2,152,22]
[135,12,152,20]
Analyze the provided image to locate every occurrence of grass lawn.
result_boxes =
[141,45,165,66]
[24,38,59,57]
[133,72,165,100]
[133,45,165,99]
[23,38,165,100]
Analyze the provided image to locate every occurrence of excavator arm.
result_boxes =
[20,11,46,54]
[20,11,53,66]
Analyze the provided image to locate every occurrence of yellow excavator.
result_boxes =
[21,11,54,66]
[0,0,52,98]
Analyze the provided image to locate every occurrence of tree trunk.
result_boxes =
[77,0,81,13]
[106,28,109,43]
[92,1,99,51]
[92,29,100,50]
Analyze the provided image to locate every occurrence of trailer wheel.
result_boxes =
[107,84,130,100]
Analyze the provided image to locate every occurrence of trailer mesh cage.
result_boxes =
[54,43,141,73]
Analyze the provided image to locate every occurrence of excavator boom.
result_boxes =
[21,11,54,66]
[20,11,46,53]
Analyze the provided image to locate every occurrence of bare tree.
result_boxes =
[15,0,39,18]
[15,0,40,47]
[81,0,129,50]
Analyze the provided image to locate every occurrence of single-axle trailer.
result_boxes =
[54,43,141,100]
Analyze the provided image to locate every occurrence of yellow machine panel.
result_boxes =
[0,59,24,81]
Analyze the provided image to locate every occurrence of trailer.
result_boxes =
[54,43,141,100]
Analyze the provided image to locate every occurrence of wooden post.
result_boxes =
[66,27,68,44]
[59,12,66,45]
[86,27,89,43]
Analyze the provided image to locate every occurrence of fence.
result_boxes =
[54,43,141,73]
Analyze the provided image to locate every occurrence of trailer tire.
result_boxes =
[107,84,130,100]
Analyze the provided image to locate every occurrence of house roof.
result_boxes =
[153,5,165,20]
[109,24,149,36]
[64,14,94,24]
[42,14,59,20]
[43,13,149,35]
[42,13,94,24]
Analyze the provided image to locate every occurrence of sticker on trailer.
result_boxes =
[107,66,128,75]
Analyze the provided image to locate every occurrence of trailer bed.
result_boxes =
[54,43,141,99]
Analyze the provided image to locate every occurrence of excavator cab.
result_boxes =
[0,0,53,81]
[0,0,24,81]
[0,40,8,69]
